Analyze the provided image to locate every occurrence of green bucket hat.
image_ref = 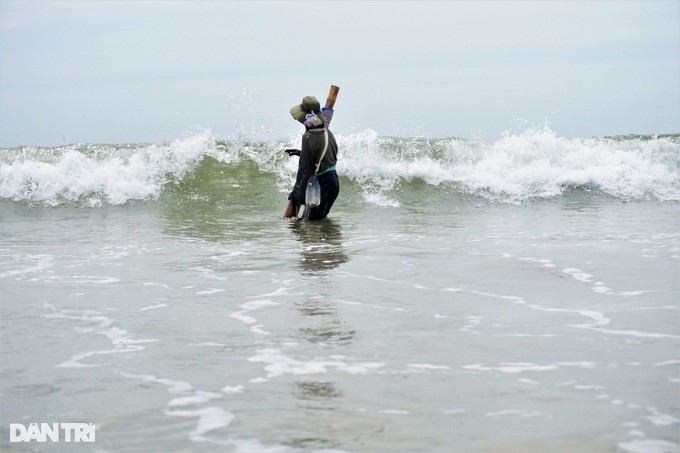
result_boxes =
[290,96,325,124]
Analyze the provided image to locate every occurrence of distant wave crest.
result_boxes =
[336,127,680,203]
[1,127,678,206]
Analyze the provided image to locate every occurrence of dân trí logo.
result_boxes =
[10,423,95,443]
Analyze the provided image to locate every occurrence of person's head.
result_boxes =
[290,96,325,128]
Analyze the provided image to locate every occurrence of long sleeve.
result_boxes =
[293,135,315,204]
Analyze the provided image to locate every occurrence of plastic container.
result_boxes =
[306,176,321,207]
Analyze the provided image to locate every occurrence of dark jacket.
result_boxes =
[292,127,338,204]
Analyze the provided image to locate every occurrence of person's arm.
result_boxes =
[292,135,315,204]
[322,107,334,127]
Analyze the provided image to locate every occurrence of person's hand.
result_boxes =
[284,149,301,156]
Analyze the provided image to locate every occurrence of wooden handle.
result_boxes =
[325,85,340,109]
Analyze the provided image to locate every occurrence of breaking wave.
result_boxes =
[1,127,678,206]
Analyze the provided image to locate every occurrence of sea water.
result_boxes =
[1,128,678,452]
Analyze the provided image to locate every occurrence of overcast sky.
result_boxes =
[1,0,678,146]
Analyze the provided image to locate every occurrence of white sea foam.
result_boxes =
[380,409,410,415]
[229,298,280,329]
[0,134,206,206]
[140,303,168,311]
[499,334,558,338]
[0,131,220,205]
[592,282,646,297]
[573,385,605,390]
[643,408,680,426]
[119,371,193,394]
[444,409,467,414]
[191,267,230,282]
[554,362,597,369]
[464,363,559,374]
[248,348,385,380]
[519,257,556,268]
[240,299,280,310]
[250,325,272,335]
[336,128,680,203]
[0,253,54,278]
[462,286,677,339]
[562,268,594,283]
[44,307,156,367]
[460,315,482,334]
[337,299,406,311]
[168,391,222,407]
[589,328,680,339]
[363,191,400,207]
[618,439,680,453]
[221,385,244,394]
[485,409,542,418]
[43,310,115,329]
[29,274,120,284]
[56,349,124,368]
[119,370,236,443]
[143,282,170,288]
[164,406,235,441]
[2,127,678,205]
[229,312,256,324]
[407,364,450,370]
[196,288,225,295]
[464,361,597,374]
[654,360,680,367]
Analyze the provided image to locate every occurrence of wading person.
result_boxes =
[284,95,339,220]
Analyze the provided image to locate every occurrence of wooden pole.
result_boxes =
[325,85,340,109]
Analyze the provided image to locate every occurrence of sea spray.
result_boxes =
[0,131,220,206]
[336,127,680,203]
[1,127,678,206]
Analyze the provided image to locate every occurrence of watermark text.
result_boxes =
[10,423,95,443]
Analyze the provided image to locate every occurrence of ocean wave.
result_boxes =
[336,128,680,203]
[1,127,678,206]
[0,131,224,206]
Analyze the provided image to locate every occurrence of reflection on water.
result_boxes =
[294,381,343,400]
[288,219,354,441]
[285,436,341,451]
[289,218,355,345]
[287,380,344,450]
[295,320,356,345]
[293,290,357,345]
[289,219,349,274]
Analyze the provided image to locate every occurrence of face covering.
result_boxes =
[304,113,323,128]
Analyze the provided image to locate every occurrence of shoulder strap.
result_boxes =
[313,129,329,175]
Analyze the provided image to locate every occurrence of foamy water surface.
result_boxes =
[1,128,678,207]
[1,130,678,452]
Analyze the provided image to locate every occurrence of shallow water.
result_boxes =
[1,191,678,452]
[1,131,679,451]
